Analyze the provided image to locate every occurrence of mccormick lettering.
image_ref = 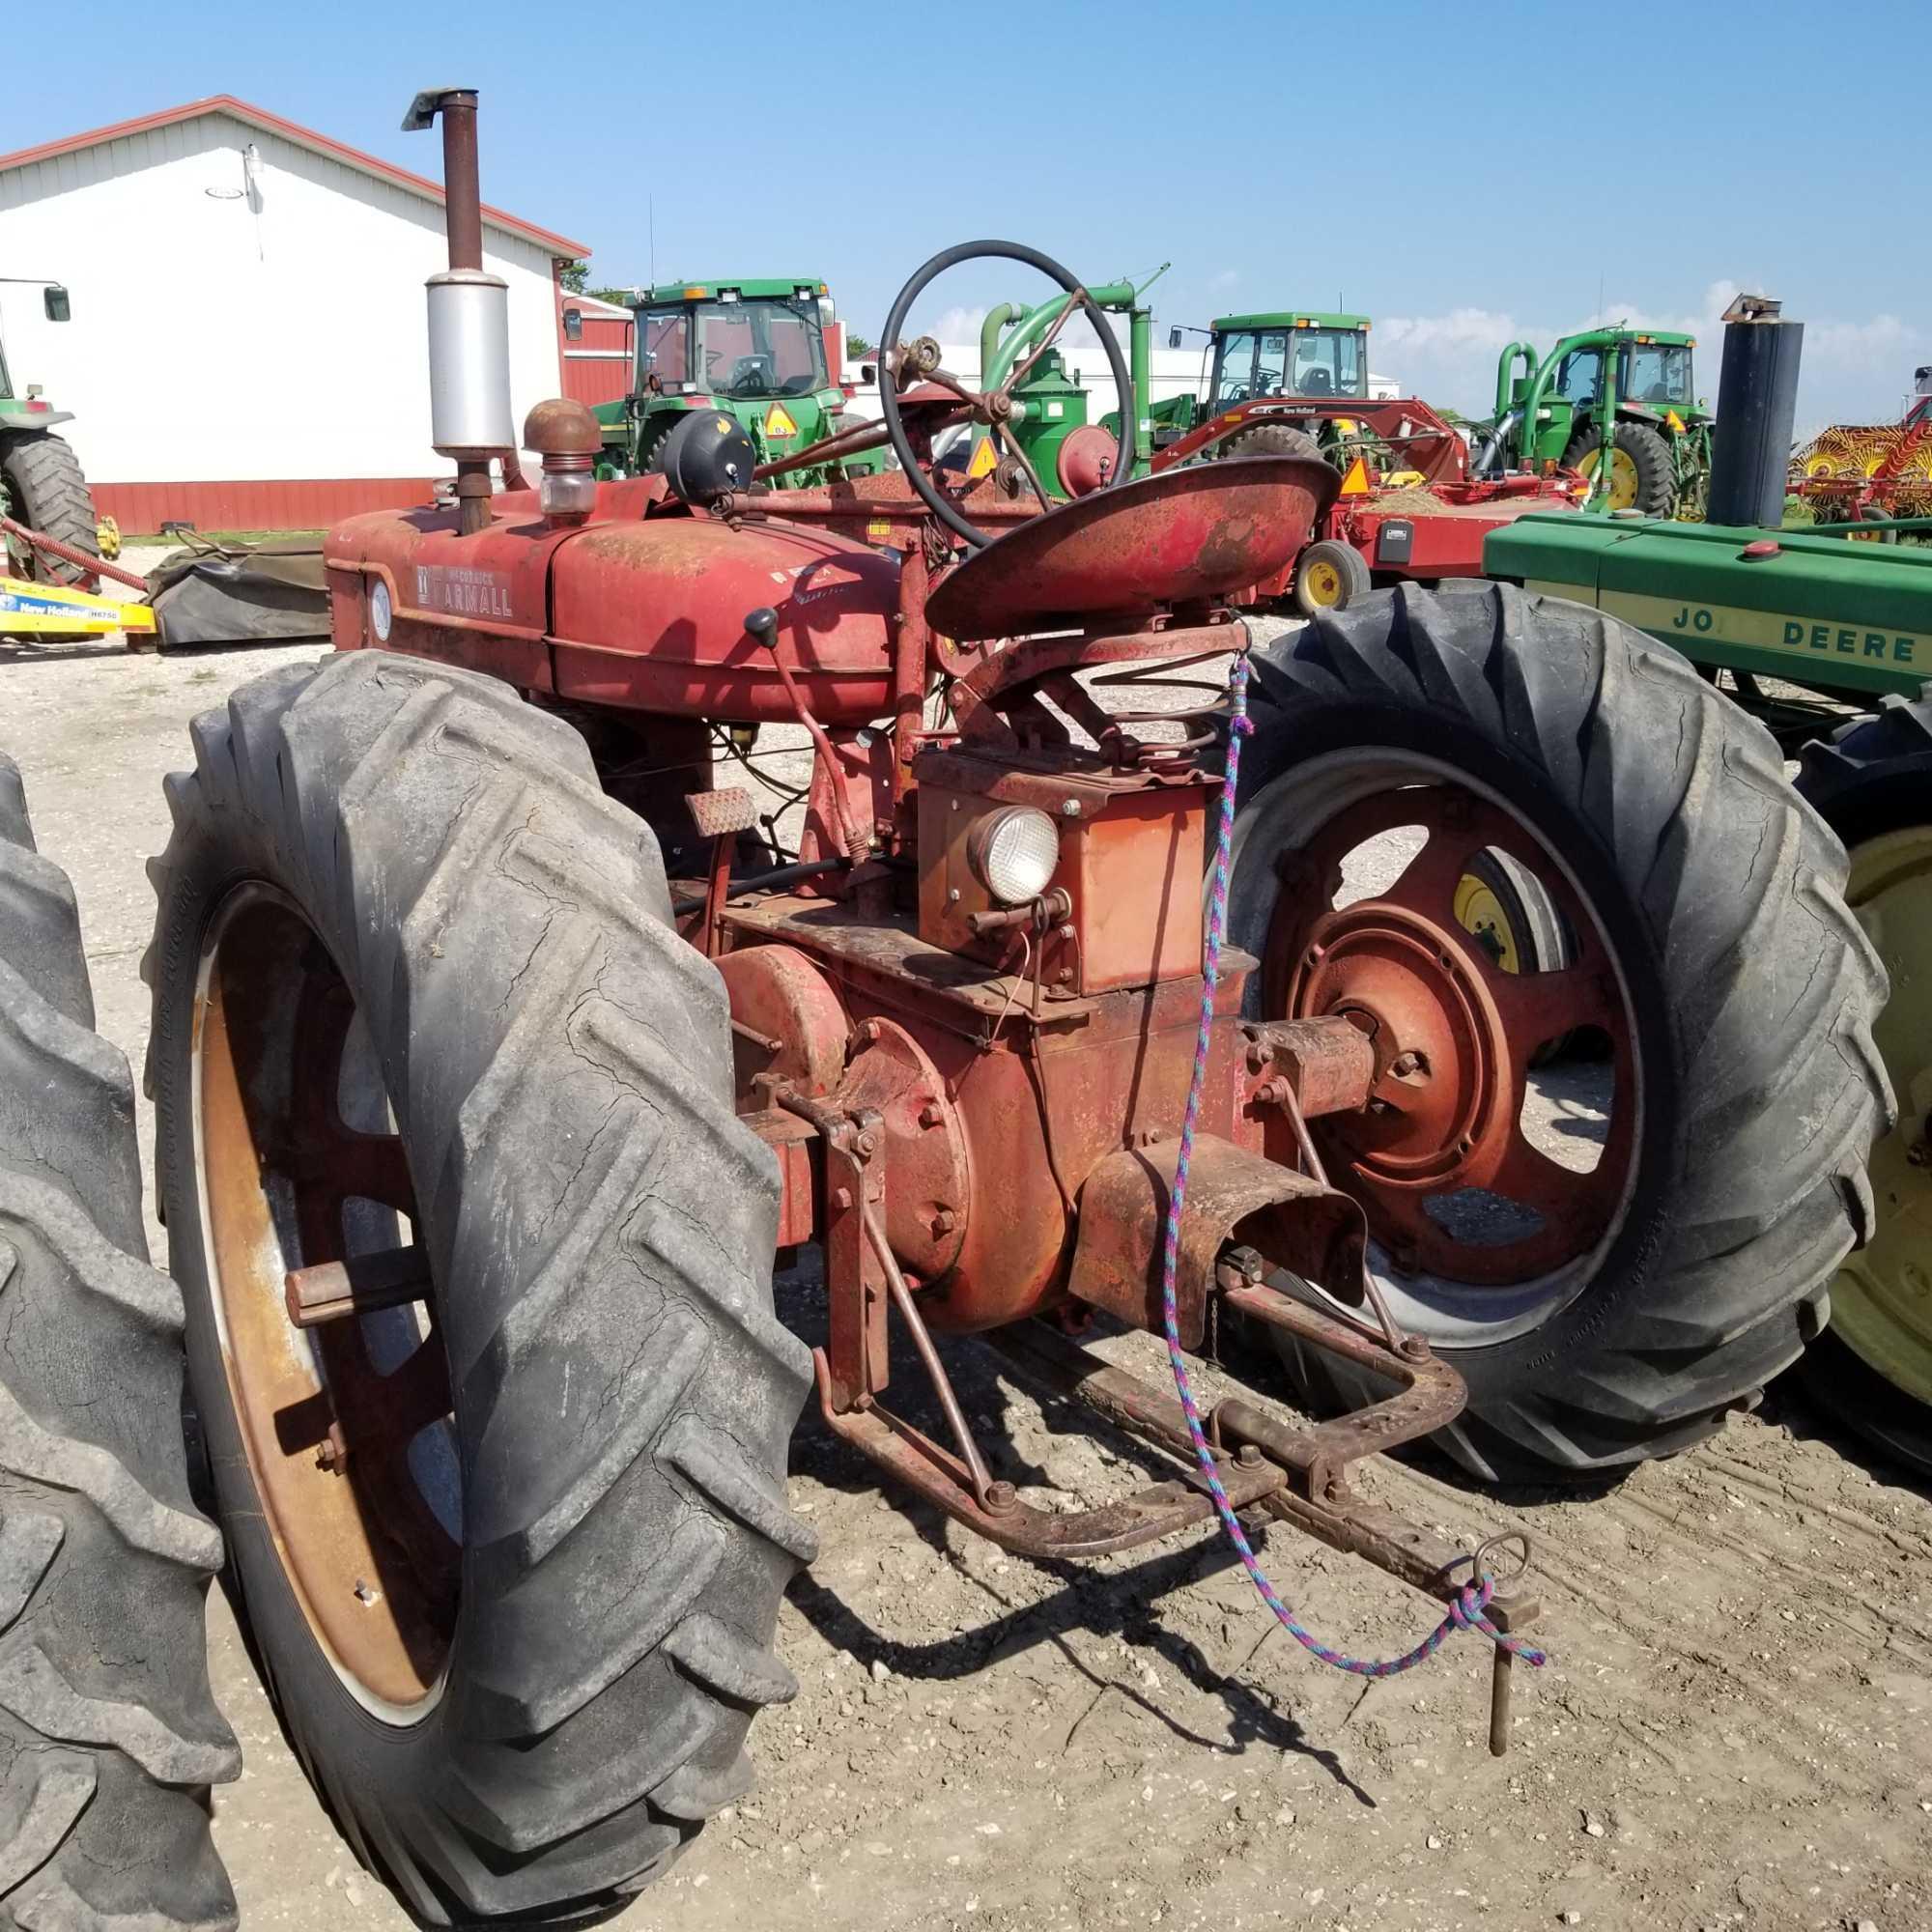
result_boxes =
[413,565,515,620]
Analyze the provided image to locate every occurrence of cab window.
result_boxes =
[1622,343,1693,407]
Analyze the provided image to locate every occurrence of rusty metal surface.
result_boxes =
[1066,1137,1370,1348]
[193,887,452,1715]
[916,768,1212,995]
[812,1350,1286,1558]
[284,1247,430,1329]
[834,1018,972,1282]
[1244,1016,1377,1120]
[985,1318,1532,1638]
[716,944,851,1104]
[924,460,1333,641]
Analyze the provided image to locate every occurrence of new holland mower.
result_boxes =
[140,90,1889,1924]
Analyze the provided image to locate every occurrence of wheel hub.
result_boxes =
[1290,901,1509,1192]
[1263,779,1635,1291]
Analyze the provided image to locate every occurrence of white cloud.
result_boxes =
[1209,268,1241,293]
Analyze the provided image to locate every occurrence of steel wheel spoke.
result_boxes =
[329,1133,417,1215]
[1383,827,1485,923]
[1483,960,1618,1056]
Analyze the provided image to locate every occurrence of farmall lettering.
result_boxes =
[414,564,515,620]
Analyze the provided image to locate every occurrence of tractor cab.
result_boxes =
[595,277,876,486]
[1480,326,1712,520]
[1203,310,1371,409]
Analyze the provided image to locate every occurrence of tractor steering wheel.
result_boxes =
[877,239,1135,550]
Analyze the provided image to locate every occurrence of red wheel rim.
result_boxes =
[1264,783,1636,1290]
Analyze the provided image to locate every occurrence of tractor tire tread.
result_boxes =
[1235,583,1890,1479]
[0,755,237,1932]
[144,654,813,1925]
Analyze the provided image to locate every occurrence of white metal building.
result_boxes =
[0,98,586,531]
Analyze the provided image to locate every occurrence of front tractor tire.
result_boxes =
[0,756,238,1928]
[144,653,815,1924]
[1230,582,1890,1482]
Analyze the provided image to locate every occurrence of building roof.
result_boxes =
[0,95,588,260]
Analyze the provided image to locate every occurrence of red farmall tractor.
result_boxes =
[140,93,1889,1923]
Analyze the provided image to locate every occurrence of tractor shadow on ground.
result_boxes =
[775,1260,1378,1804]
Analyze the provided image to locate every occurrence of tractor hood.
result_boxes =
[325,476,899,727]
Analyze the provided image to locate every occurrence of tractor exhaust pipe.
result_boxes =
[403,88,515,535]
[1707,295,1804,531]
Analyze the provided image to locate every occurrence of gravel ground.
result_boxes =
[3,617,1928,1932]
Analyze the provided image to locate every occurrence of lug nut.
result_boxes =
[919,1099,944,1129]
[983,1479,1018,1514]
[857,1018,881,1044]
[931,1208,957,1236]
[833,1186,854,1211]
[854,1130,878,1157]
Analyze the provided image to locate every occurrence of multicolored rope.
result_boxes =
[1159,649,1547,1679]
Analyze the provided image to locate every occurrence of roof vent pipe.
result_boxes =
[403,87,513,534]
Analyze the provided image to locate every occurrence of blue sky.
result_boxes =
[13,0,1924,431]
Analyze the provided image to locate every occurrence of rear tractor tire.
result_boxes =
[1228,582,1890,1482]
[1794,693,1932,1474]
[1565,419,1673,518]
[144,653,815,1924]
[0,755,239,1928]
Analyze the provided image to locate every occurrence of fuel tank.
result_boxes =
[324,475,900,725]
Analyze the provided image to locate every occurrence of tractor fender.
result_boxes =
[0,412,75,433]
[1065,1136,1368,1350]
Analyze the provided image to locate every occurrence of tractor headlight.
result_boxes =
[368,578,392,642]
[967,807,1060,906]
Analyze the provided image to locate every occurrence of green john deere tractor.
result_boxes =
[1146,308,1375,464]
[1472,326,1713,520]
[0,277,101,583]
[592,277,882,487]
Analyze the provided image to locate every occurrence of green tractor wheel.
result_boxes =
[1796,695,1932,1471]
[1566,421,1673,519]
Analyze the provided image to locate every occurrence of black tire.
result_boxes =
[1793,692,1932,1475]
[1292,538,1373,618]
[1229,582,1890,1481]
[144,652,815,1923]
[1564,420,1673,519]
[1220,421,1324,466]
[0,755,238,1927]
[0,435,98,584]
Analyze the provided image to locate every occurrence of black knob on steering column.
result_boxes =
[744,608,779,651]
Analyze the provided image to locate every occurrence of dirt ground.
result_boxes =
[5,617,1930,1932]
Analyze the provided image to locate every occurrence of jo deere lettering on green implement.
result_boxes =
[1526,583,1924,670]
